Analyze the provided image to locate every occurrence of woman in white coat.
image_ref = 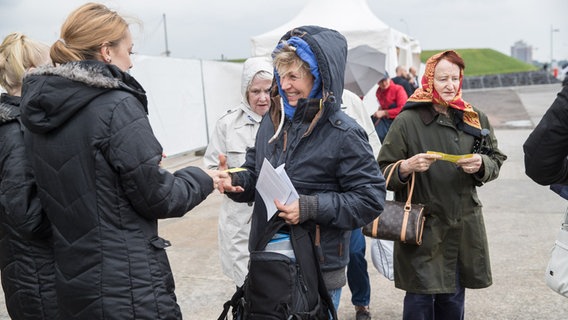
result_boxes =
[203,57,273,288]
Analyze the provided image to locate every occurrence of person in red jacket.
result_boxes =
[372,72,408,142]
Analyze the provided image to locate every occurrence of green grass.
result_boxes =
[420,48,538,76]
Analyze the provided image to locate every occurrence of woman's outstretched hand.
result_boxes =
[216,153,244,193]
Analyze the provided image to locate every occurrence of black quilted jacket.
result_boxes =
[20,61,213,319]
[0,93,57,319]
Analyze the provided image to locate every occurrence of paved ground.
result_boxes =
[1,84,567,319]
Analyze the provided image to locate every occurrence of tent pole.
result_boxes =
[163,13,171,57]
[200,59,210,145]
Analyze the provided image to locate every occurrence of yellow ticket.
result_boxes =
[427,151,473,163]
[223,167,247,173]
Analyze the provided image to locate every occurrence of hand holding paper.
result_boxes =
[274,199,300,225]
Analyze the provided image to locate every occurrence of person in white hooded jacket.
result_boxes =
[203,56,273,288]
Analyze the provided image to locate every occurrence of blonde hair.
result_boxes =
[51,2,130,64]
[0,32,50,95]
[273,42,310,78]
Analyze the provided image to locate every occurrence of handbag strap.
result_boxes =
[384,160,417,243]
[384,160,416,205]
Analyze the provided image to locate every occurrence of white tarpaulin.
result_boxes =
[131,55,242,157]
[201,60,244,140]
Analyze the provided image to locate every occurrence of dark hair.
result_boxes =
[438,50,465,71]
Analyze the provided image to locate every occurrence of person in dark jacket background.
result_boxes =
[524,85,568,187]
[392,65,416,97]
[0,32,58,320]
[219,25,386,314]
[19,3,226,319]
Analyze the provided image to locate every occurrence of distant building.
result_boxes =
[511,40,533,63]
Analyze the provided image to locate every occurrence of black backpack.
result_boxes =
[218,217,338,320]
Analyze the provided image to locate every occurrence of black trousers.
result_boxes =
[402,271,465,320]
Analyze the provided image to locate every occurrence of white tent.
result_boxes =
[131,55,242,157]
[250,0,421,78]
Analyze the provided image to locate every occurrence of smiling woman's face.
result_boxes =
[278,61,314,107]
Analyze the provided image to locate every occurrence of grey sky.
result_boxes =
[1,0,566,63]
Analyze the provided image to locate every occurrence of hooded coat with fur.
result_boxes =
[0,93,57,319]
[20,60,213,320]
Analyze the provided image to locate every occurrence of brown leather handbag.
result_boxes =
[362,160,426,245]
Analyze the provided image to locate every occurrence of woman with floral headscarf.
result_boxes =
[377,50,507,319]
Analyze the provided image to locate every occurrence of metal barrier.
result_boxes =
[463,71,561,90]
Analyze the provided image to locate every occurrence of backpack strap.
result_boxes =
[290,224,338,320]
[217,286,243,320]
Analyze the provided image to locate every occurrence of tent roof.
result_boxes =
[250,0,420,75]
[251,0,414,54]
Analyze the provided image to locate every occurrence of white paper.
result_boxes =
[256,158,299,221]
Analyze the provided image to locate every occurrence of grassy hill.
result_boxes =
[420,49,538,76]
[231,49,538,77]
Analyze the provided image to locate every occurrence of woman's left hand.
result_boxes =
[456,154,483,174]
[275,199,300,225]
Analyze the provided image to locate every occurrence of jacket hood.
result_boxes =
[278,25,347,108]
[0,93,20,124]
[267,26,348,142]
[241,56,273,104]
[20,60,147,134]
[240,56,273,122]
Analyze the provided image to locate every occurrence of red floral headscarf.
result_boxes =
[406,50,481,135]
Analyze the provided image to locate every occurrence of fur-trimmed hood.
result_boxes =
[20,60,147,134]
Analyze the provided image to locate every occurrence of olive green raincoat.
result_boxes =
[378,104,507,294]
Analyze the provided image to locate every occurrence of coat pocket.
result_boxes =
[148,237,174,292]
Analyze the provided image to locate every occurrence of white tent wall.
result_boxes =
[250,0,421,81]
[201,60,243,143]
[390,28,421,73]
[131,55,242,157]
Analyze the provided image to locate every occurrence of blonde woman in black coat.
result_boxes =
[19,3,226,319]
[0,32,57,319]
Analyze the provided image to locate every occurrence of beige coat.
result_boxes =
[203,57,272,287]
[341,89,381,158]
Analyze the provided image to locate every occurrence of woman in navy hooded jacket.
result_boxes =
[220,25,386,311]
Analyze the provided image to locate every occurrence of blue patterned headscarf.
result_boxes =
[273,36,322,119]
